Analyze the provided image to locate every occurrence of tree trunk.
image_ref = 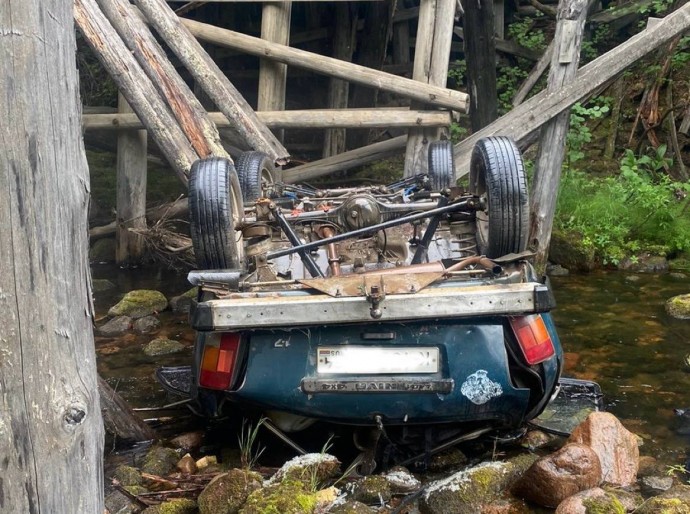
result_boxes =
[0,1,104,512]
[99,376,157,442]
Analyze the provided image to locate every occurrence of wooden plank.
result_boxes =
[83,109,453,129]
[76,0,197,183]
[529,0,588,270]
[116,94,148,264]
[284,136,408,183]
[0,0,104,511]
[258,1,292,142]
[134,0,290,164]
[512,41,553,106]
[589,0,653,23]
[453,2,690,178]
[178,16,470,111]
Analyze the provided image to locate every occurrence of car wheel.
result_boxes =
[469,136,529,258]
[188,156,246,269]
[427,139,454,190]
[235,151,275,202]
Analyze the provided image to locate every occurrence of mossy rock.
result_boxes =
[122,485,149,496]
[268,453,340,489]
[239,480,319,514]
[90,238,116,263]
[350,475,391,505]
[92,279,116,293]
[141,498,197,514]
[581,494,626,514]
[670,258,690,272]
[109,290,168,319]
[113,465,142,487]
[140,446,180,476]
[635,497,690,514]
[144,338,186,356]
[328,500,376,513]
[549,229,597,272]
[198,468,263,514]
[169,287,199,313]
[667,294,690,320]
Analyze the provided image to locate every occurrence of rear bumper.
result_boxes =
[191,282,555,330]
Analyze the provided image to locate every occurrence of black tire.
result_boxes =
[469,136,529,258]
[427,139,455,190]
[188,157,246,270]
[235,151,275,202]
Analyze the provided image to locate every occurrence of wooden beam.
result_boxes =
[178,16,470,112]
[134,0,290,164]
[513,41,554,106]
[529,0,588,270]
[284,136,408,183]
[83,109,452,129]
[453,3,690,178]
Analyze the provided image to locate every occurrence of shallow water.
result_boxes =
[93,264,690,466]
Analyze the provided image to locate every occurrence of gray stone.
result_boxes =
[90,238,116,263]
[104,490,137,514]
[108,289,168,319]
[547,264,570,277]
[619,254,669,273]
[382,466,421,494]
[169,287,198,314]
[133,316,161,334]
[640,475,674,497]
[350,475,391,505]
[143,338,185,356]
[667,294,690,320]
[139,446,180,476]
[92,279,116,292]
[549,230,597,272]
[98,316,132,337]
[328,500,377,514]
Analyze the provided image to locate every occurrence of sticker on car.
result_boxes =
[460,370,503,405]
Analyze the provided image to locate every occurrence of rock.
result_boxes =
[554,487,625,514]
[512,443,602,508]
[640,475,675,497]
[637,456,661,477]
[92,279,116,292]
[625,274,641,283]
[481,498,532,514]
[267,453,340,488]
[350,475,391,505]
[568,412,639,487]
[176,454,197,475]
[98,316,132,336]
[196,455,218,471]
[133,316,161,334]
[428,447,467,471]
[671,273,688,280]
[547,264,570,277]
[603,486,644,512]
[382,466,421,494]
[123,485,149,496]
[635,496,690,514]
[549,230,597,272]
[240,480,319,514]
[144,338,186,356]
[90,238,116,263]
[667,294,690,320]
[169,287,198,314]
[328,500,377,513]
[421,455,538,514]
[198,468,263,514]
[104,490,137,514]
[619,254,669,273]
[140,446,180,477]
[108,289,168,319]
[314,486,339,509]
[113,465,142,487]
[169,431,204,452]
[141,498,197,514]
[520,429,555,451]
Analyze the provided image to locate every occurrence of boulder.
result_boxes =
[640,475,674,497]
[546,264,570,277]
[169,431,205,452]
[104,490,137,514]
[144,338,186,356]
[421,455,538,514]
[549,230,597,272]
[92,279,116,292]
[239,480,318,514]
[113,465,142,487]
[481,498,532,513]
[197,468,263,514]
[133,316,161,334]
[619,254,669,273]
[667,294,690,320]
[554,487,625,514]
[568,412,639,486]
[512,443,602,508]
[267,453,340,488]
[350,475,391,505]
[428,447,468,471]
[90,238,116,263]
[633,484,690,513]
[603,486,644,512]
[382,466,421,494]
[520,429,555,451]
[141,499,197,514]
[108,289,168,319]
[169,287,198,314]
[328,500,376,513]
[139,446,180,477]
[97,316,132,337]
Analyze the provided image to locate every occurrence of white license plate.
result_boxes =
[317,346,439,374]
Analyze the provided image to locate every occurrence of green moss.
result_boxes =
[108,289,168,319]
[240,480,318,514]
[140,446,180,476]
[666,294,690,319]
[123,485,149,496]
[113,465,142,487]
[141,498,197,514]
[144,338,186,357]
[636,497,690,514]
[583,494,625,514]
[352,475,391,504]
[198,468,263,514]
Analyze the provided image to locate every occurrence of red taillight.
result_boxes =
[199,333,241,390]
[509,314,555,365]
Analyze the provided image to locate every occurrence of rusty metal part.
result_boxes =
[270,203,324,278]
[445,255,501,275]
[298,271,444,298]
[318,225,341,277]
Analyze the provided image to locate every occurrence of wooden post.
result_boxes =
[134,0,290,164]
[258,2,292,142]
[323,2,358,157]
[452,2,690,177]
[75,0,197,183]
[529,0,588,271]
[463,0,498,131]
[494,0,505,38]
[0,1,104,511]
[404,0,455,176]
[116,93,148,264]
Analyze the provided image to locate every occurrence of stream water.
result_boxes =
[93,263,690,468]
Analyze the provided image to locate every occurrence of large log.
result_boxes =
[529,0,588,270]
[97,0,228,159]
[134,0,290,164]
[75,0,196,183]
[83,109,452,129]
[99,376,157,442]
[0,0,104,511]
[178,16,470,112]
[453,3,690,178]
[284,136,408,183]
[90,197,189,240]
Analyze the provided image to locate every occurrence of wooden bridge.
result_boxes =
[76,0,690,264]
